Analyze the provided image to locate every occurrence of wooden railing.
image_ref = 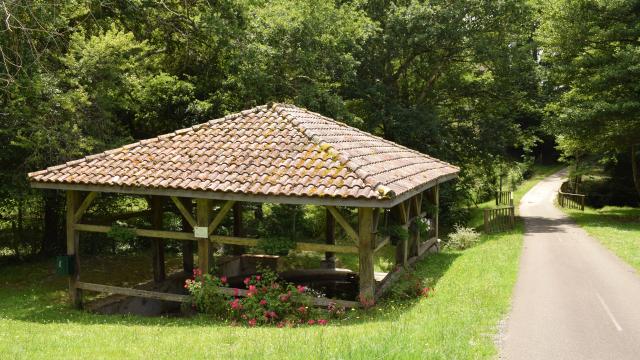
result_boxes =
[484,206,515,233]
[557,191,585,211]
[496,191,514,206]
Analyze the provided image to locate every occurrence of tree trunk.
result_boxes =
[632,144,640,198]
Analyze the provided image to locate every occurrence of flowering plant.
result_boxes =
[185,267,338,327]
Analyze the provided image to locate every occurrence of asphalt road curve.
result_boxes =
[501,169,640,360]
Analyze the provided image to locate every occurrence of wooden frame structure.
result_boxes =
[61,182,442,309]
[31,103,459,311]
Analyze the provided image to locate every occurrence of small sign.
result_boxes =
[194,226,208,238]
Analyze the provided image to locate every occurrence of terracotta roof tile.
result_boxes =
[28,103,459,203]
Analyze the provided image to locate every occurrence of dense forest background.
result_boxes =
[0,0,638,261]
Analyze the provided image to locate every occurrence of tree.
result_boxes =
[538,0,640,196]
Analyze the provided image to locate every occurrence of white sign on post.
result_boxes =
[193,226,208,238]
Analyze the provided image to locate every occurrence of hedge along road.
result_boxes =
[501,169,640,360]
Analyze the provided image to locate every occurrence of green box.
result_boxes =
[55,255,75,276]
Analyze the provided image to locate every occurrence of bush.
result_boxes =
[446,225,480,250]
[387,271,433,301]
[184,268,347,327]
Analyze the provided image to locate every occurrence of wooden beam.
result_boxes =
[208,200,235,235]
[73,191,98,223]
[397,202,408,224]
[324,208,336,268]
[66,190,82,309]
[74,223,197,240]
[77,282,190,303]
[180,198,194,274]
[374,235,390,253]
[209,235,359,254]
[170,196,196,228]
[150,196,165,283]
[358,207,375,302]
[326,206,359,244]
[197,199,213,273]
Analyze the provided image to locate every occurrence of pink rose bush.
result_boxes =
[185,267,347,327]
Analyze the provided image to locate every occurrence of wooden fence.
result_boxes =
[495,191,514,206]
[557,191,585,211]
[484,206,515,233]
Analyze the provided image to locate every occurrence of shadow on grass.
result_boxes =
[568,207,640,229]
[0,250,460,328]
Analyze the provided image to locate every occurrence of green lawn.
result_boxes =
[565,206,640,272]
[0,224,523,359]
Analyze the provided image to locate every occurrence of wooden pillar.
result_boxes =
[434,183,439,241]
[66,190,82,309]
[227,202,244,255]
[180,198,194,274]
[323,208,336,268]
[358,207,375,302]
[196,199,212,273]
[150,196,165,283]
[393,204,408,267]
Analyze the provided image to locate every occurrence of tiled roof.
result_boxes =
[29,103,459,205]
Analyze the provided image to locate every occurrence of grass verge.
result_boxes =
[565,206,640,272]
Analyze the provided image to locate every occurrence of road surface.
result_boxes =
[501,169,640,359]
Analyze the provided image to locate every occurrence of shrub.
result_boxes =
[185,268,345,327]
[446,225,480,250]
[387,271,433,301]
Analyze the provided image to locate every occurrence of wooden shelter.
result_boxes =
[29,103,459,309]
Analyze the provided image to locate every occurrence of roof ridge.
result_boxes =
[275,103,394,199]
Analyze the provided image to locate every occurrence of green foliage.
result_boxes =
[257,236,295,256]
[382,225,409,246]
[446,225,480,250]
[538,0,640,195]
[106,221,138,244]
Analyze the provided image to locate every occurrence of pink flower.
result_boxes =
[307,319,315,325]
[220,276,227,284]
[259,299,268,306]
[279,293,290,302]
[269,311,277,319]
[193,268,202,278]
[297,306,306,314]
[318,319,328,326]
[276,322,285,328]
[248,285,258,297]
[233,288,239,297]
[256,275,262,281]
[248,318,257,327]
[230,298,242,310]
[243,277,251,286]
[296,285,306,293]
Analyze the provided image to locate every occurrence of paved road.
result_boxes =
[501,169,640,360]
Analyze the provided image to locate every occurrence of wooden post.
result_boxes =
[66,190,82,309]
[434,183,439,241]
[324,208,336,268]
[196,199,212,273]
[180,198,194,274]
[358,207,375,303]
[227,202,244,255]
[150,196,165,283]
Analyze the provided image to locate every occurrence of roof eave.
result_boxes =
[30,172,458,209]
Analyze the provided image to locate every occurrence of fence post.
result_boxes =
[484,210,489,234]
